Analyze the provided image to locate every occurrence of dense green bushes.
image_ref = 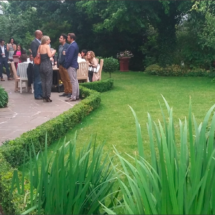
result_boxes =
[145,64,210,77]
[0,86,8,108]
[80,79,113,92]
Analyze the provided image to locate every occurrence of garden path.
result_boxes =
[0,75,79,145]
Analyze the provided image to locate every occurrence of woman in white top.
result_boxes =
[7,38,16,62]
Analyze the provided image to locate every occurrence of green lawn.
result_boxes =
[40,71,215,162]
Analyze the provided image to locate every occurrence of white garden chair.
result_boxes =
[17,62,29,93]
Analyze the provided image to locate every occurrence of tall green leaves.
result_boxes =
[104,97,215,214]
[11,135,116,214]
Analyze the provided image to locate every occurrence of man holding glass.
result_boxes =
[57,33,71,97]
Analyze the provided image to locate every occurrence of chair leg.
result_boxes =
[20,80,22,93]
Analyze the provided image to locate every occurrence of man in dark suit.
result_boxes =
[31,30,43,100]
[0,39,12,81]
[65,33,79,102]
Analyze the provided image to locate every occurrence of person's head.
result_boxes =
[67,33,76,43]
[41,36,51,45]
[9,38,15,44]
[81,49,87,58]
[59,33,67,44]
[17,44,21,51]
[29,54,33,61]
[86,51,95,60]
[35,30,43,40]
[0,39,5,46]
[20,54,27,63]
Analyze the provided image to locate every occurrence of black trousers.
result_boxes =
[0,58,10,78]
[88,70,93,82]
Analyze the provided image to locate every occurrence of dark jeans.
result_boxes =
[0,58,10,78]
[88,70,93,82]
[33,64,43,98]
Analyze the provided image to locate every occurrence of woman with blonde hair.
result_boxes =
[86,51,98,82]
[38,35,56,102]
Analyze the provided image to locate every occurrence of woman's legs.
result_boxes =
[46,70,53,98]
[40,71,46,98]
[88,70,93,82]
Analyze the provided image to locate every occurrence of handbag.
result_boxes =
[34,53,41,65]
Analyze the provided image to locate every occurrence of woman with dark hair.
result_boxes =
[7,38,16,62]
[14,44,25,68]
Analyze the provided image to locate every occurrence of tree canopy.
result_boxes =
[0,0,214,70]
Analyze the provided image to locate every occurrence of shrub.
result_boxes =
[103,57,119,78]
[0,86,8,108]
[11,136,116,214]
[0,86,101,167]
[145,64,209,77]
[80,79,113,92]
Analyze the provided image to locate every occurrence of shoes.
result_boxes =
[44,97,52,102]
[1,78,5,81]
[67,93,72,98]
[59,93,68,97]
[76,98,80,100]
[65,98,76,102]
[35,97,43,100]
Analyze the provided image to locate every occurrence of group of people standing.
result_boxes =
[31,30,100,103]
[31,30,80,102]
[0,30,100,103]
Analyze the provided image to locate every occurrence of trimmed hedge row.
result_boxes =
[0,81,114,214]
[80,78,113,92]
[0,86,101,167]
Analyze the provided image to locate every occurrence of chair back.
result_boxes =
[13,55,20,63]
[77,62,88,81]
[18,63,28,80]
[11,62,19,80]
[98,59,104,80]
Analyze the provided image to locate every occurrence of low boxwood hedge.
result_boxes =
[0,86,101,167]
[80,78,113,92]
[0,81,113,214]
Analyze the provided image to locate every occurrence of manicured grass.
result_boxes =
[37,71,215,163]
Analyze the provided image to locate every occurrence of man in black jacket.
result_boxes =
[30,30,43,100]
[0,39,12,81]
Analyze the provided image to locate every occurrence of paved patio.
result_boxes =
[0,75,79,145]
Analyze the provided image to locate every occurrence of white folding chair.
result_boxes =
[17,63,29,93]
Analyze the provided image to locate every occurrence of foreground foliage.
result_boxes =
[9,95,215,214]
[104,97,215,214]
[11,135,116,214]
[0,86,8,108]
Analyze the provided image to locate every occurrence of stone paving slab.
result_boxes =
[0,75,79,145]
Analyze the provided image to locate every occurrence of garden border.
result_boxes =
[0,79,113,214]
